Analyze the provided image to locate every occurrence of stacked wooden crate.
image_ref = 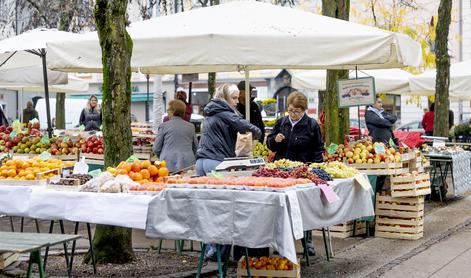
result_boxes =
[375,194,424,240]
[131,122,155,156]
[314,221,366,238]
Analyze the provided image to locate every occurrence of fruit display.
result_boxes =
[262,119,276,127]
[253,166,327,184]
[252,142,271,159]
[133,137,153,147]
[107,160,169,183]
[129,182,166,192]
[265,159,304,170]
[170,176,313,188]
[80,136,104,154]
[310,161,359,179]
[0,157,73,180]
[328,140,403,164]
[79,172,137,193]
[240,256,295,271]
[49,137,81,156]
[12,135,50,155]
[311,168,333,181]
[0,124,43,153]
[422,145,464,155]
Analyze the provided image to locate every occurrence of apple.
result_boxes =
[347,158,354,164]
[97,148,104,154]
[0,126,5,132]
[367,158,374,164]
[6,126,12,133]
[346,151,354,158]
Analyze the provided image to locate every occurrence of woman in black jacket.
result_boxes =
[267,91,324,256]
[196,83,261,176]
[79,95,101,131]
[267,91,324,163]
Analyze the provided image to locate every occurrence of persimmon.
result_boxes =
[116,169,128,175]
[140,169,150,180]
[141,160,151,169]
[132,161,141,172]
[158,167,169,177]
[132,172,143,181]
[148,165,158,177]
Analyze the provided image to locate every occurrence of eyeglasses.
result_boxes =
[287,108,304,115]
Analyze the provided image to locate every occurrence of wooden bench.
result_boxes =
[0,232,81,278]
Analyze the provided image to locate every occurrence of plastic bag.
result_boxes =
[73,157,89,175]
[79,172,114,192]
[235,132,253,157]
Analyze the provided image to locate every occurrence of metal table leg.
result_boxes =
[59,220,71,278]
[43,220,54,270]
[196,244,206,278]
[27,250,46,278]
[86,223,97,274]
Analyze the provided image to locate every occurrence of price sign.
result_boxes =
[88,169,102,178]
[374,144,386,155]
[210,171,224,179]
[40,135,50,145]
[126,155,139,163]
[39,151,51,161]
[389,138,396,147]
[327,143,339,155]
[9,131,17,139]
[63,136,70,142]
[79,125,85,132]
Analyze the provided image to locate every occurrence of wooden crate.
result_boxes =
[390,173,431,197]
[51,154,79,162]
[81,153,104,166]
[0,252,18,269]
[375,194,424,240]
[376,194,425,218]
[313,221,366,238]
[237,256,300,278]
[348,162,407,175]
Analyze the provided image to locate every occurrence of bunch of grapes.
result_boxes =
[289,166,327,185]
[311,169,333,181]
[253,167,290,179]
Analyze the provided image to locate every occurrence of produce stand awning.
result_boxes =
[69,93,152,102]
[46,1,422,74]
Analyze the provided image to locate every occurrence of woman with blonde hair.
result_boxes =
[196,83,261,176]
[154,99,198,173]
[79,95,101,131]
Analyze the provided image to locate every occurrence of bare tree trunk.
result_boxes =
[433,0,452,137]
[322,0,350,145]
[208,72,216,98]
[85,0,134,264]
[55,93,65,129]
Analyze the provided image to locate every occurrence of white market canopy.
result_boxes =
[291,69,414,94]
[0,28,83,134]
[409,60,471,100]
[47,1,422,74]
[0,74,89,94]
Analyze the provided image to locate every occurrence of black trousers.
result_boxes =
[233,246,270,261]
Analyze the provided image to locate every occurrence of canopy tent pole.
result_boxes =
[40,49,53,138]
[146,74,150,122]
[244,69,250,122]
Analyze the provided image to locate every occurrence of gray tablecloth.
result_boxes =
[451,152,471,195]
[293,177,375,230]
[145,188,298,262]
[145,177,375,263]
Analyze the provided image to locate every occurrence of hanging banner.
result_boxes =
[337,77,376,108]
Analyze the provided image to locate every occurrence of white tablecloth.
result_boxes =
[0,186,153,229]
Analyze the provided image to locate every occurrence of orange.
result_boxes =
[131,161,141,173]
[117,161,126,169]
[131,172,143,181]
[148,165,158,177]
[5,160,15,167]
[7,169,16,177]
[1,169,9,177]
[160,160,166,167]
[116,169,128,175]
[141,160,151,169]
[140,169,150,180]
[124,163,132,173]
[15,160,24,168]
[158,167,169,177]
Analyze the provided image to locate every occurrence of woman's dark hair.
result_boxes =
[430,103,435,112]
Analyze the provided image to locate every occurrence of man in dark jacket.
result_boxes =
[236,81,265,143]
[365,97,397,144]
[22,101,39,124]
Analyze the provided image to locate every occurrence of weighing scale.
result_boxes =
[215,157,265,177]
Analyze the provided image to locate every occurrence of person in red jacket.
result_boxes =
[422,103,434,136]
